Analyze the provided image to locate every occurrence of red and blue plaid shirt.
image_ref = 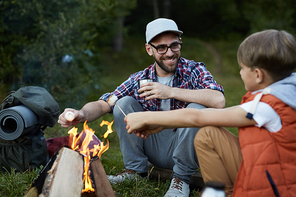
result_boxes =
[100,57,224,112]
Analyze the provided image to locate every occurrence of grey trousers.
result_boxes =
[113,96,205,183]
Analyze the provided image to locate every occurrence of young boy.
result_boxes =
[124,29,296,197]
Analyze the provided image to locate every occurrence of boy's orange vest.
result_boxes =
[233,91,296,197]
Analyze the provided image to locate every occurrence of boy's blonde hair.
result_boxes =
[237,30,296,81]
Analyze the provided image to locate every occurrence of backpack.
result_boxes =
[0,86,60,172]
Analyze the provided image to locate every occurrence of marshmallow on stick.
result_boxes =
[107,95,126,116]
[107,94,118,106]
[65,111,75,121]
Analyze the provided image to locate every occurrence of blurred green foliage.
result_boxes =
[1,0,296,111]
[0,0,136,110]
[125,0,296,40]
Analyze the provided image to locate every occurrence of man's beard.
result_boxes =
[155,55,180,74]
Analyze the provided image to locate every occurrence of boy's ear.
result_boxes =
[145,43,153,56]
[254,68,265,84]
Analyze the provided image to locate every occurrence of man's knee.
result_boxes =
[116,96,135,107]
[186,103,206,110]
[114,96,133,118]
[114,96,143,118]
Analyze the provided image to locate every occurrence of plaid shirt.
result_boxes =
[100,57,224,112]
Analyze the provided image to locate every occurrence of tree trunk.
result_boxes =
[163,0,171,18]
[152,0,159,18]
[113,16,124,52]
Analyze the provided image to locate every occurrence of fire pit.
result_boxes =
[25,121,115,197]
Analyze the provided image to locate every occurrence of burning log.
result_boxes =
[41,147,84,197]
[25,121,116,197]
[25,147,115,197]
[89,157,115,197]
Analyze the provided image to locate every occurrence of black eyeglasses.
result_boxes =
[149,42,182,55]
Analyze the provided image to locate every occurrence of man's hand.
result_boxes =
[138,82,172,100]
[124,111,163,139]
[58,108,84,127]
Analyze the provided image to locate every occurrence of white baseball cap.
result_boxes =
[145,18,183,43]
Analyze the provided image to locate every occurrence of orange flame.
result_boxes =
[100,120,114,138]
[68,120,114,193]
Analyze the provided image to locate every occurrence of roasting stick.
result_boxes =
[107,95,126,117]
[115,103,126,117]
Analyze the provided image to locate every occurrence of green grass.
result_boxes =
[0,167,42,197]
[0,36,246,196]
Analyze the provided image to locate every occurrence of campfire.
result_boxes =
[69,121,112,193]
[25,120,116,197]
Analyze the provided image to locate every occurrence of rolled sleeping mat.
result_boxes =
[0,105,38,140]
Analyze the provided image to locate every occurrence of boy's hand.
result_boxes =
[124,112,163,139]
[132,127,163,139]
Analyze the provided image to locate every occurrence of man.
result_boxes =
[58,18,225,197]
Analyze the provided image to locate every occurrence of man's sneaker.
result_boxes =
[107,169,138,185]
[164,177,190,197]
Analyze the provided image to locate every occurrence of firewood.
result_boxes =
[40,147,84,197]
[89,157,115,197]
